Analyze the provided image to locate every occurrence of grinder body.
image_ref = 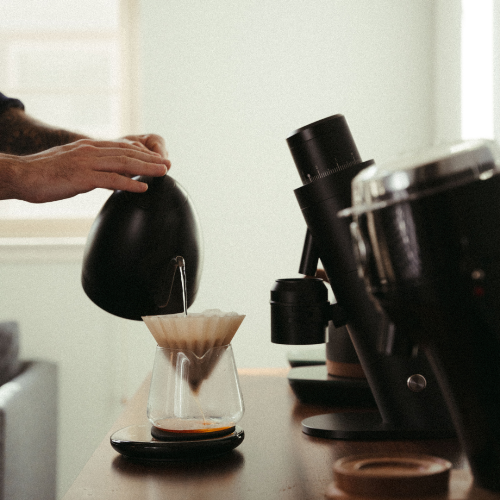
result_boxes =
[274,115,452,434]
[349,141,500,491]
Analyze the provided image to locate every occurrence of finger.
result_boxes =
[74,139,157,155]
[117,134,169,162]
[126,140,150,152]
[137,134,168,159]
[92,156,169,177]
[119,135,160,155]
[75,145,171,168]
[108,141,158,155]
[94,172,150,193]
[148,139,168,160]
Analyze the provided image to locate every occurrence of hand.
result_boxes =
[315,269,329,283]
[120,134,169,160]
[1,138,171,203]
[305,268,330,283]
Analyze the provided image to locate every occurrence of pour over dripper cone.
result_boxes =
[166,346,224,394]
[142,309,245,392]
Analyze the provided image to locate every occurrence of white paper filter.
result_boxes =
[142,309,245,391]
[142,309,245,354]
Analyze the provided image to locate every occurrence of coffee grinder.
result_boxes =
[271,114,454,439]
[342,139,500,492]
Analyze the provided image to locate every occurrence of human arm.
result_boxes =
[0,106,171,202]
[0,106,170,159]
[0,140,170,203]
[0,106,88,155]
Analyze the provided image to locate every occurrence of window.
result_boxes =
[461,0,494,140]
[0,0,138,221]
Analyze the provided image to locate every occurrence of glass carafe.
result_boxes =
[147,344,244,439]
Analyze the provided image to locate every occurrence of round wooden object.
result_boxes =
[326,359,366,379]
[333,454,452,497]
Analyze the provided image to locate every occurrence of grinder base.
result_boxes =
[302,413,455,440]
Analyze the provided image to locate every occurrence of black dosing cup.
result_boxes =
[270,278,330,345]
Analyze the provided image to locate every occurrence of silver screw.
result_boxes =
[472,269,485,280]
[407,374,427,392]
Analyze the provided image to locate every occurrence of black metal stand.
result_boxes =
[302,413,455,440]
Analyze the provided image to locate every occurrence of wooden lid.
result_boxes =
[332,454,452,497]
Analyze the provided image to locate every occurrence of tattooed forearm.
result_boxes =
[0,107,88,155]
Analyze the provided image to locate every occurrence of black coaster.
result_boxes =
[151,425,236,441]
[110,424,244,461]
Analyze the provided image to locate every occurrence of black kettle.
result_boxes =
[81,175,203,320]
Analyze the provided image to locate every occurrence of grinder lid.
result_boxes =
[340,139,500,217]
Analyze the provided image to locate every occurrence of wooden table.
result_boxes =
[63,368,500,499]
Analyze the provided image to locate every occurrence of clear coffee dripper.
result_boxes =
[147,344,244,439]
[143,310,245,441]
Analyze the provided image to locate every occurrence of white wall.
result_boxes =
[0,251,157,498]
[137,0,436,368]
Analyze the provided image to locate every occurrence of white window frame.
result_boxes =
[0,0,140,245]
